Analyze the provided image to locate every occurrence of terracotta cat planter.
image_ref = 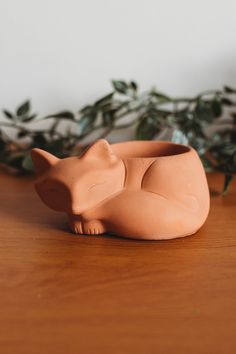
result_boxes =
[31,139,210,240]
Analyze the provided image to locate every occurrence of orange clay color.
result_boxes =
[31,139,210,240]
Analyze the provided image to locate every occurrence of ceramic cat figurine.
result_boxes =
[31,139,210,240]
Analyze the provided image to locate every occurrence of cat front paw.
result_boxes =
[69,218,106,236]
[83,220,106,235]
[69,219,83,234]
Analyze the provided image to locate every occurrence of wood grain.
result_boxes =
[0,172,235,354]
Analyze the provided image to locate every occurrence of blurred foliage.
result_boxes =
[0,80,235,193]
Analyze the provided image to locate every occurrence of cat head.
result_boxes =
[31,139,125,214]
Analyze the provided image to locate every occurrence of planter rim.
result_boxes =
[111,140,192,159]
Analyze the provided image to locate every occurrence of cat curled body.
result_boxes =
[31,139,210,240]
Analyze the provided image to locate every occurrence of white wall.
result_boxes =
[0,0,236,115]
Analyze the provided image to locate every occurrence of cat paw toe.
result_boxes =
[86,228,95,235]
[73,226,80,234]
[84,227,102,235]
[70,221,83,234]
[70,220,105,236]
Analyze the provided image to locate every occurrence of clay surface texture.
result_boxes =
[31,140,210,240]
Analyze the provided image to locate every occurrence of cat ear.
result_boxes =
[81,139,117,162]
[31,148,59,176]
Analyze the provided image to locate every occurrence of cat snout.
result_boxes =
[70,204,82,215]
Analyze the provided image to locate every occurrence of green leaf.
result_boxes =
[224,86,236,94]
[136,117,160,140]
[45,111,75,120]
[21,114,37,123]
[80,105,93,114]
[201,155,214,172]
[211,98,222,118]
[16,100,30,116]
[94,92,114,107]
[221,97,233,106]
[111,80,128,94]
[231,112,236,124]
[195,99,213,122]
[171,129,189,145]
[3,109,13,120]
[0,132,6,151]
[223,174,234,195]
[150,91,170,102]
[45,139,65,156]
[5,152,26,171]
[17,130,28,138]
[130,81,138,91]
[79,112,97,133]
[33,133,47,147]
[22,154,34,172]
[102,110,116,126]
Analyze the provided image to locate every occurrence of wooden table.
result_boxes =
[0,172,235,354]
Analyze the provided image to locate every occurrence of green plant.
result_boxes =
[0,80,235,193]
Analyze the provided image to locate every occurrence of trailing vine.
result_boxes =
[0,80,235,193]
